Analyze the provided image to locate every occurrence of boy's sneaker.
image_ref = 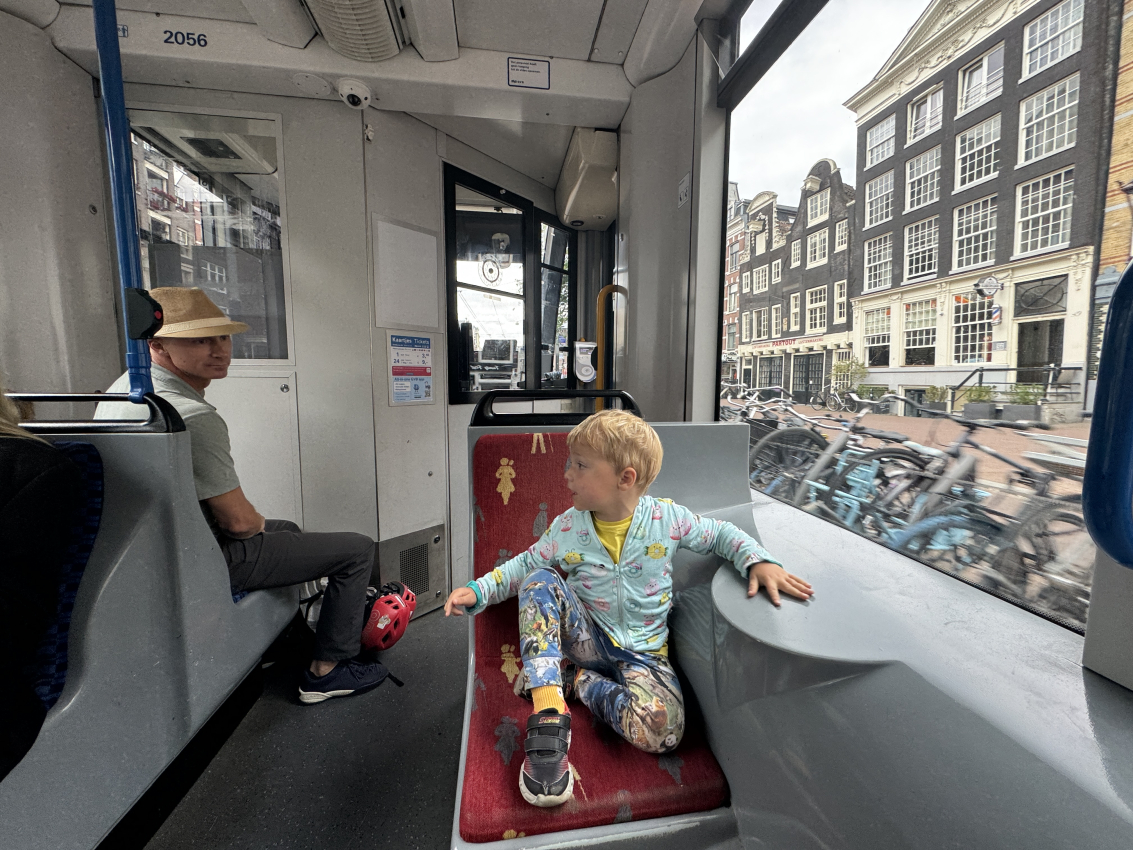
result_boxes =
[298,658,389,704]
[519,708,573,807]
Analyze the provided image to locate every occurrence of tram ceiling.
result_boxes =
[47,6,633,128]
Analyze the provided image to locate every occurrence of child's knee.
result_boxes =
[625,708,684,754]
[520,568,558,591]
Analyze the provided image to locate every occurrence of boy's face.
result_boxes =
[565,445,633,513]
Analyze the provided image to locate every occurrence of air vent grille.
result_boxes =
[305,0,403,62]
[399,543,430,595]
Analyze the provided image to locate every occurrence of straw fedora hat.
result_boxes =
[150,287,249,338]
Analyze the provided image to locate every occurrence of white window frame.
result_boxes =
[904,216,939,281]
[904,298,938,366]
[867,114,896,167]
[1023,0,1083,79]
[755,308,769,340]
[807,229,829,268]
[741,311,751,342]
[908,86,943,143]
[806,286,828,333]
[754,265,769,292]
[772,304,782,337]
[807,188,831,226]
[956,114,1001,190]
[834,280,847,324]
[772,259,782,283]
[791,240,801,267]
[866,171,894,228]
[958,43,1005,115]
[864,233,893,291]
[835,219,848,252]
[790,293,801,331]
[953,292,993,364]
[864,307,892,366]
[953,195,998,270]
[906,146,941,211]
[1019,74,1079,165]
[1015,167,1074,256]
[728,284,738,312]
[742,270,751,292]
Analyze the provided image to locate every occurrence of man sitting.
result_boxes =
[97,287,383,704]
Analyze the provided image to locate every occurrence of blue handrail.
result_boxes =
[92,0,153,402]
[1082,258,1133,568]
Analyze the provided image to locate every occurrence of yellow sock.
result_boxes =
[532,685,566,714]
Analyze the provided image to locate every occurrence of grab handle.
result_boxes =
[1083,259,1133,567]
[470,390,641,427]
[7,393,185,434]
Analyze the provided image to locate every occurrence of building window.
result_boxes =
[806,286,828,333]
[742,271,751,292]
[742,311,751,342]
[1020,74,1079,164]
[807,229,829,267]
[904,298,938,366]
[835,219,848,251]
[956,114,1001,189]
[906,146,941,211]
[1024,0,1083,77]
[755,308,769,340]
[758,355,784,388]
[726,324,736,350]
[865,233,893,291]
[953,291,993,363]
[1015,275,1068,317]
[1017,168,1074,255]
[834,280,847,323]
[908,87,943,142]
[728,284,738,312]
[954,196,997,269]
[791,240,801,267]
[866,171,894,227]
[203,260,226,286]
[772,259,782,283]
[867,114,896,167]
[807,188,830,225]
[729,242,740,271]
[772,304,782,336]
[864,307,891,367]
[754,265,769,292]
[790,293,801,330]
[904,217,939,280]
[959,43,1004,113]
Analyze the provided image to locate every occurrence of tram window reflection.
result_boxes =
[128,111,289,360]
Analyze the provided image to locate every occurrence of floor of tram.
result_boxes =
[143,607,467,850]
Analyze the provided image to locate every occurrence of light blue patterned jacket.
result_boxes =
[466,495,780,653]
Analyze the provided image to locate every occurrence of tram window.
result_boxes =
[127,110,289,360]
[445,165,575,402]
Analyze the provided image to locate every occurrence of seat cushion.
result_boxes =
[460,432,729,842]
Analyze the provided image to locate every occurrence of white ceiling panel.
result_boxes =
[412,112,574,187]
[589,0,648,64]
[60,0,256,24]
[453,0,604,60]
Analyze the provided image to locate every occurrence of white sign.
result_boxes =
[389,334,434,406]
[975,275,1003,296]
[678,172,691,208]
[507,57,550,90]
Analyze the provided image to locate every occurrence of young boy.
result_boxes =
[445,410,812,808]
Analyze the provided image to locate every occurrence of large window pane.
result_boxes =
[454,186,524,296]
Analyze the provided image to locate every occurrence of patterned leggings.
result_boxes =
[518,568,685,753]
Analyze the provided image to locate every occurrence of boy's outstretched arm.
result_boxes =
[445,586,479,616]
[747,560,813,607]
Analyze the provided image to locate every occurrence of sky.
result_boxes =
[729,0,935,205]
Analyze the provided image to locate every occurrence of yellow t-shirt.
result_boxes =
[592,514,633,565]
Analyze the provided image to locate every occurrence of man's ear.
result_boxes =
[619,466,639,490]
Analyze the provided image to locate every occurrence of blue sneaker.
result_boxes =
[298,658,389,704]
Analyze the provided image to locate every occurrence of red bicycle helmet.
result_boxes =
[361,581,416,651]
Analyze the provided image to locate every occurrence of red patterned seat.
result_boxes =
[459,432,729,843]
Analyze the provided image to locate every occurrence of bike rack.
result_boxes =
[1082,259,1133,568]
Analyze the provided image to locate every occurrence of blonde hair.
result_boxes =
[0,369,46,443]
[568,410,663,491]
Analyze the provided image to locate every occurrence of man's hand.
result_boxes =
[445,586,478,616]
[747,561,813,607]
[206,487,266,539]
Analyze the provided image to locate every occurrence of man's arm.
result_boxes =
[205,487,266,539]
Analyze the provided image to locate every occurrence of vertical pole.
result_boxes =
[92,0,153,402]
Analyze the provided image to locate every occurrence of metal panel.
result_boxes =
[589,0,649,64]
[378,523,448,616]
[452,0,604,60]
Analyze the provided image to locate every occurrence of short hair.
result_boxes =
[568,410,663,491]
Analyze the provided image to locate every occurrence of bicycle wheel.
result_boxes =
[1014,506,1094,627]
[748,427,828,499]
[821,448,931,536]
[891,510,1006,578]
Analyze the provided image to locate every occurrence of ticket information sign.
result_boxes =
[389,334,434,405]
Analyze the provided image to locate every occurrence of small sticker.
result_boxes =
[508,57,550,90]
[678,172,691,208]
[118,25,128,38]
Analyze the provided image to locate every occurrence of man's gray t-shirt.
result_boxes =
[95,365,241,506]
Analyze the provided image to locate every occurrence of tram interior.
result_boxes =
[2,1,1133,849]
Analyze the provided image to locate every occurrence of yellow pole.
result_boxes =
[594,284,628,410]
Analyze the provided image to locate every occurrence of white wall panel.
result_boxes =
[0,12,120,395]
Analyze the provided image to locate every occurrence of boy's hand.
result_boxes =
[445,586,478,616]
[748,561,813,607]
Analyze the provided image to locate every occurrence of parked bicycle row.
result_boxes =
[738,392,1093,630]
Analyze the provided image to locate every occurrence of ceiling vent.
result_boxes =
[304,0,408,62]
